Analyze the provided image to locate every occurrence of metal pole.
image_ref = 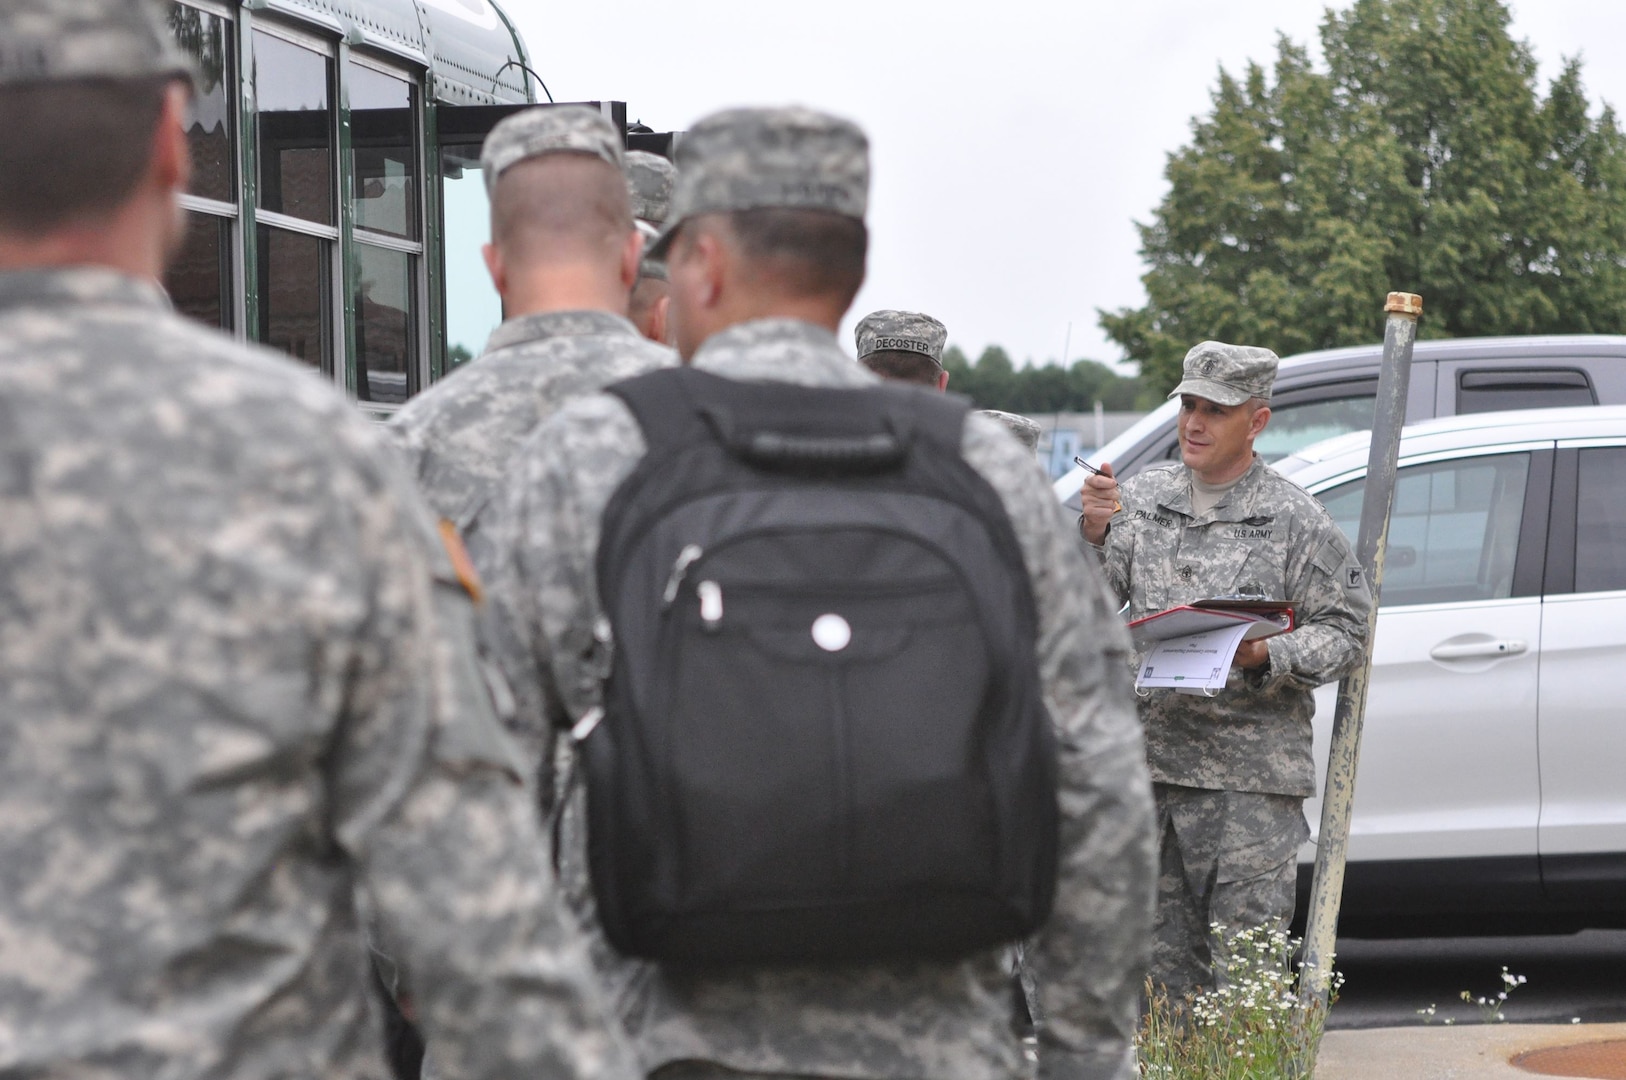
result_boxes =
[1299,291,1423,1009]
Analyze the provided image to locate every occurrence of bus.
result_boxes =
[164,0,651,415]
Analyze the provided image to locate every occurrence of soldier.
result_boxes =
[0,3,633,1077]
[626,149,676,344]
[1078,341,1373,1000]
[856,310,1042,454]
[389,105,673,560]
[855,307,951,390]
[482,105,1156,1080]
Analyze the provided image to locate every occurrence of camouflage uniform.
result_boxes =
[1089,342,1373,1000]
[0,7,632,1072]
[0,266,633,1080]
[387,109,674,558]
[483,106,1156,1080]
[389,309,673,560]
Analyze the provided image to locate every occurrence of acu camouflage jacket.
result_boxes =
[1094,457,1373,798]
[481,318,1157,1080]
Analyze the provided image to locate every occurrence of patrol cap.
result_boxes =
[481,104,625,196]
[1167,341,1279,406]
[0,0,194,87]
[854,310,947,365]
[648,105,869,259]
[978,410,1042,452]
[626,150,676,226]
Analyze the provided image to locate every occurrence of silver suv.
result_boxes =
[1055,335,1626,502]
[1277,406,1626,935]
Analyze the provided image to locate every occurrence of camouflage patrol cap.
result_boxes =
[648,105,869,258]
[626,150,677,226]
[0,0,193,86]
[978,409,1042,452]
[854,309,947,364]
[481,104,625,195]
[1168,341,1279,406]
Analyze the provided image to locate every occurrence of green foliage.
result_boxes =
[942,345,1146,413]
[1137,925,1339,1080]
[1103,0,1626,394]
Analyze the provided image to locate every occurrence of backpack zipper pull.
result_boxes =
[697,580,723,629]
[662,544,704,609]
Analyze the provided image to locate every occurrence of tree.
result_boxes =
[941,346,1146,412]
[1101,0,1626,394]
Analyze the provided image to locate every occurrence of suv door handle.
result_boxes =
[1430,639,1528,661]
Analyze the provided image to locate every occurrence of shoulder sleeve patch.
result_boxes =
[1313,536,1366,590]
[437,518,484,604]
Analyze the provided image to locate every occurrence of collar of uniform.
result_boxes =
[0,266,171,316]
[690,318,872,388]
[1159,455,1269,522]
[482,308,640,356]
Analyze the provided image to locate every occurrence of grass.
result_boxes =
[1137,925,1341,1080]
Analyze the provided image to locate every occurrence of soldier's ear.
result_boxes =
[619,227,644,290]
[152,82,192,197]
[690,228,727,308]
[1250,405,1272,438]
[651,294,671,344]
[482,242,506,297]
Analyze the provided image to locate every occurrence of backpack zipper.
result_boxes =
[662,544,704,609]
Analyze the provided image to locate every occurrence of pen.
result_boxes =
[1075,456,1123,513]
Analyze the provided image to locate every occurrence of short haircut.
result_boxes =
[861,349,942,387]
[0,76,173,234]
[490,153,633,264]
[628,274,667,323]
[720,207,867,307]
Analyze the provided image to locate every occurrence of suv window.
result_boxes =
[1254,394,1377,461]
[1457,369,1596,415]
[1576,447,1626,593]
[1153,392,1380,466]
[1319,453,1530,606]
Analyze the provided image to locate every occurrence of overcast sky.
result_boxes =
[504,1,1626,371]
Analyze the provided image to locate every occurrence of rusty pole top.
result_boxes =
[1385,291,1424,317]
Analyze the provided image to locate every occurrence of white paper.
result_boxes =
[1135,622,1252,695]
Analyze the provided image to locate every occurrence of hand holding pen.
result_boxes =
[1076,456,1122,546]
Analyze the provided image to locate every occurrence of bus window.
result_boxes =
[170,4,233,203]
[354,245,414,406]
[350,64,417,241]
[254,31,334,226]
[441,145,502,366]
[257,225,331,371]
[349,60,422,406]
[167,3,236,331]
[252,29,336,370]
[170,212,232,330]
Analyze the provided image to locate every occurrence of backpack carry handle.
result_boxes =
[737,429,907,472]
[699,402,914,475]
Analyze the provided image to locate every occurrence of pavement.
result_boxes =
[1315,1022,1626,1078]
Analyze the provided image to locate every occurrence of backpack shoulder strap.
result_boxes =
[886,384,973,458]
[603,367,713,455]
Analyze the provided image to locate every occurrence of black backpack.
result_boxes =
[585,366,1058,964]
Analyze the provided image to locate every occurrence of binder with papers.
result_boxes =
[1128,598,1296,695]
